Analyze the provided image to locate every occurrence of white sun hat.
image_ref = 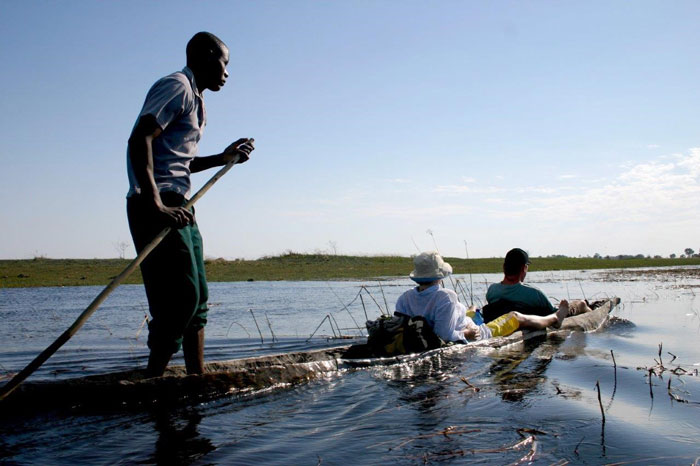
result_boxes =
[409,251,453,282]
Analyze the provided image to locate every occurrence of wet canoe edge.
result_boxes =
[0,298,619,414]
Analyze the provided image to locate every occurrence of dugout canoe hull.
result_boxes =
[0,298,619,413]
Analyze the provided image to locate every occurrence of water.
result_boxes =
[1,268,699,464]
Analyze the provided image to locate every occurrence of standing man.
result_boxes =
[126,32,254,377]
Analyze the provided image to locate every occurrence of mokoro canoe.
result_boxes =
[0,298,620,413]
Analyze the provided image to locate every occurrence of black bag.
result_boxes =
[366,313,445,356]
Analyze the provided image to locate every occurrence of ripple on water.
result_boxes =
[2,269,700,463]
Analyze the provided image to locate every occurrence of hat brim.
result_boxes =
[410,276,441,283]
[409,269,452,282]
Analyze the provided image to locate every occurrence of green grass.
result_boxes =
[2,253,700,288]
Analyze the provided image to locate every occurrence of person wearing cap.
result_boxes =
[484,248,591,323]
[395,252,570,343]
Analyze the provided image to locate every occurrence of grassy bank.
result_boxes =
[2,254,700,288]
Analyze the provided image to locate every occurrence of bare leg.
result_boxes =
[514,301,569,330]
[183,327,205,375]
[146,348,173,378]
[513,312,557,330]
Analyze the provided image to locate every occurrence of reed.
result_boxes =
[326,283,362,333]
[595,380,606,423]
[250,309,264,344]
[607,349,618,411]
[264,312,278,343]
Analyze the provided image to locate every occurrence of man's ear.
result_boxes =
[521,264,528,277]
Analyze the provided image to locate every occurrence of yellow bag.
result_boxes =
[485,311,520,337]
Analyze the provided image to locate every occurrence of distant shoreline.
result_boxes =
[2,254,700,288]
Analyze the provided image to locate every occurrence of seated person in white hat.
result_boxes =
[395,251,570,342]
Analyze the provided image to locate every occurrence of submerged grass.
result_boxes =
[2,254,700,288]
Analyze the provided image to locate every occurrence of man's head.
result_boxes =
[503,248,530,281]
[186,32,229,92]
[409,251,453,285]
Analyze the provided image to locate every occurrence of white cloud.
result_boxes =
[434,184,505,194]
[514,147,700,224]
[676,147,700,177]
[354,202,475,219]
[514,186,558,194]
[267,147,700,257]
[647,144,661,149]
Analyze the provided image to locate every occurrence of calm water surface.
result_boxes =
[1,268,699,464]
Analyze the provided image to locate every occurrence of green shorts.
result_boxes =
[127,192,208,354]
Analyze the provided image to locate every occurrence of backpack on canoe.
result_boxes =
[365,313,446,356]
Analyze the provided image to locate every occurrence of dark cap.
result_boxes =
[503,248,530,275]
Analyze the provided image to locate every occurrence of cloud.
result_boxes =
[354,202,475,219]
[514,147,700,224]
[404,147,700,230]
[514,186,559,194]
[434,184,505,194]
[676,147,700,177]
[647,144,661,149]
[276,148,700,238]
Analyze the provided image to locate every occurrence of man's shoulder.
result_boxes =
[487,282,541,299]
[486,282,510,297]
[491,282,539,291]
[520,283,545,294]
[487,282,502,292]
[435,287,458,301]
[149,71,191,96]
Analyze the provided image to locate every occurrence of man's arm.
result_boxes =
[190,138,255,173]
[128,114,193,228]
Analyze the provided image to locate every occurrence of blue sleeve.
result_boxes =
[431,295,464,342]
[140,76,189,130]
[395,293,408,316]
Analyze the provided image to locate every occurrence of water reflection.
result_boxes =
[382,355,456,414]
[373,330,588,408]
[148,407,214,465]
[2,268,700,464]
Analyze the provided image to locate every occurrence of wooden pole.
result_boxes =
[0,154,242,402]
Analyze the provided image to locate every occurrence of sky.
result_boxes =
[1,1,699,260]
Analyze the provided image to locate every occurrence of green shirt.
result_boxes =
[486,282,556,313]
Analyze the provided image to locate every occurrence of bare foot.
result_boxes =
[552,300,569,328]
[569,299,593,316]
